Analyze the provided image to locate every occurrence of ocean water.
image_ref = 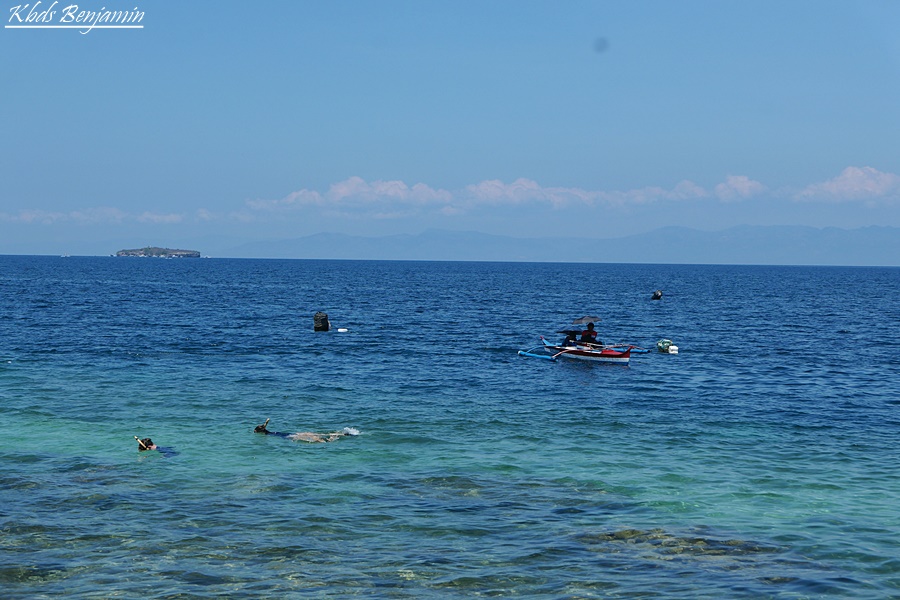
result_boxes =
[1,256,898,598]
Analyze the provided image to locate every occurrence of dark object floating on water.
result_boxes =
[116,246,200,258]
[651,290,663,300]
[314,311,330,332]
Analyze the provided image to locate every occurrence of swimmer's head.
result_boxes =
[254,425,270,434]
[138,437,154,451]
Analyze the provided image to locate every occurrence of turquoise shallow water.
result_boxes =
[1,256,898,598]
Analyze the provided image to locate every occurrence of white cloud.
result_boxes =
[464,178,594,208]
[229,210,259,223]
[137,212,184,224]
[23,168,896,230]
[70,207,127,224]
[249,177,452,214]
[246,189,323,210]
[330,177,453,206]
[460,178,708,208]
[248,176,719,218]
[3,209,67,224]
[796,166,900,203]
[715,175,767,202]
[596,180,709,206]
[465,178,545,204]
[1,207,183,225]
[457,178,710,209]
[1,208,125,224]
[250,177,451,216]
[247,190,322,211]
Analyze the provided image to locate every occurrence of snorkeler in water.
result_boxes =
[253,419,360,443]
[135,436,156,451]
[135,436,177,457]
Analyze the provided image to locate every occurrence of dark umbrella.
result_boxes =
[571,316,601,325]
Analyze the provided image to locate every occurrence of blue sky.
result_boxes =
[2,1,899,255]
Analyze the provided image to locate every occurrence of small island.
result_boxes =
[116,246,201,258]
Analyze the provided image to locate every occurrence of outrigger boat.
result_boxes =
[518,337,634,364]
[518,315,658,365]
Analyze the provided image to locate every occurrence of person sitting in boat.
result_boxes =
[254,419,360,443]
[579,322,601,345]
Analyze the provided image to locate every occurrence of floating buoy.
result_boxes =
[337,328,348,333]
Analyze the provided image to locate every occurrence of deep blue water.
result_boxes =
[1,256,898,598]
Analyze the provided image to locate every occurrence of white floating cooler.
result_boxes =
[656,339,679,354]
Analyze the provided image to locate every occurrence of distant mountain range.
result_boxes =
[219,225,900,266]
